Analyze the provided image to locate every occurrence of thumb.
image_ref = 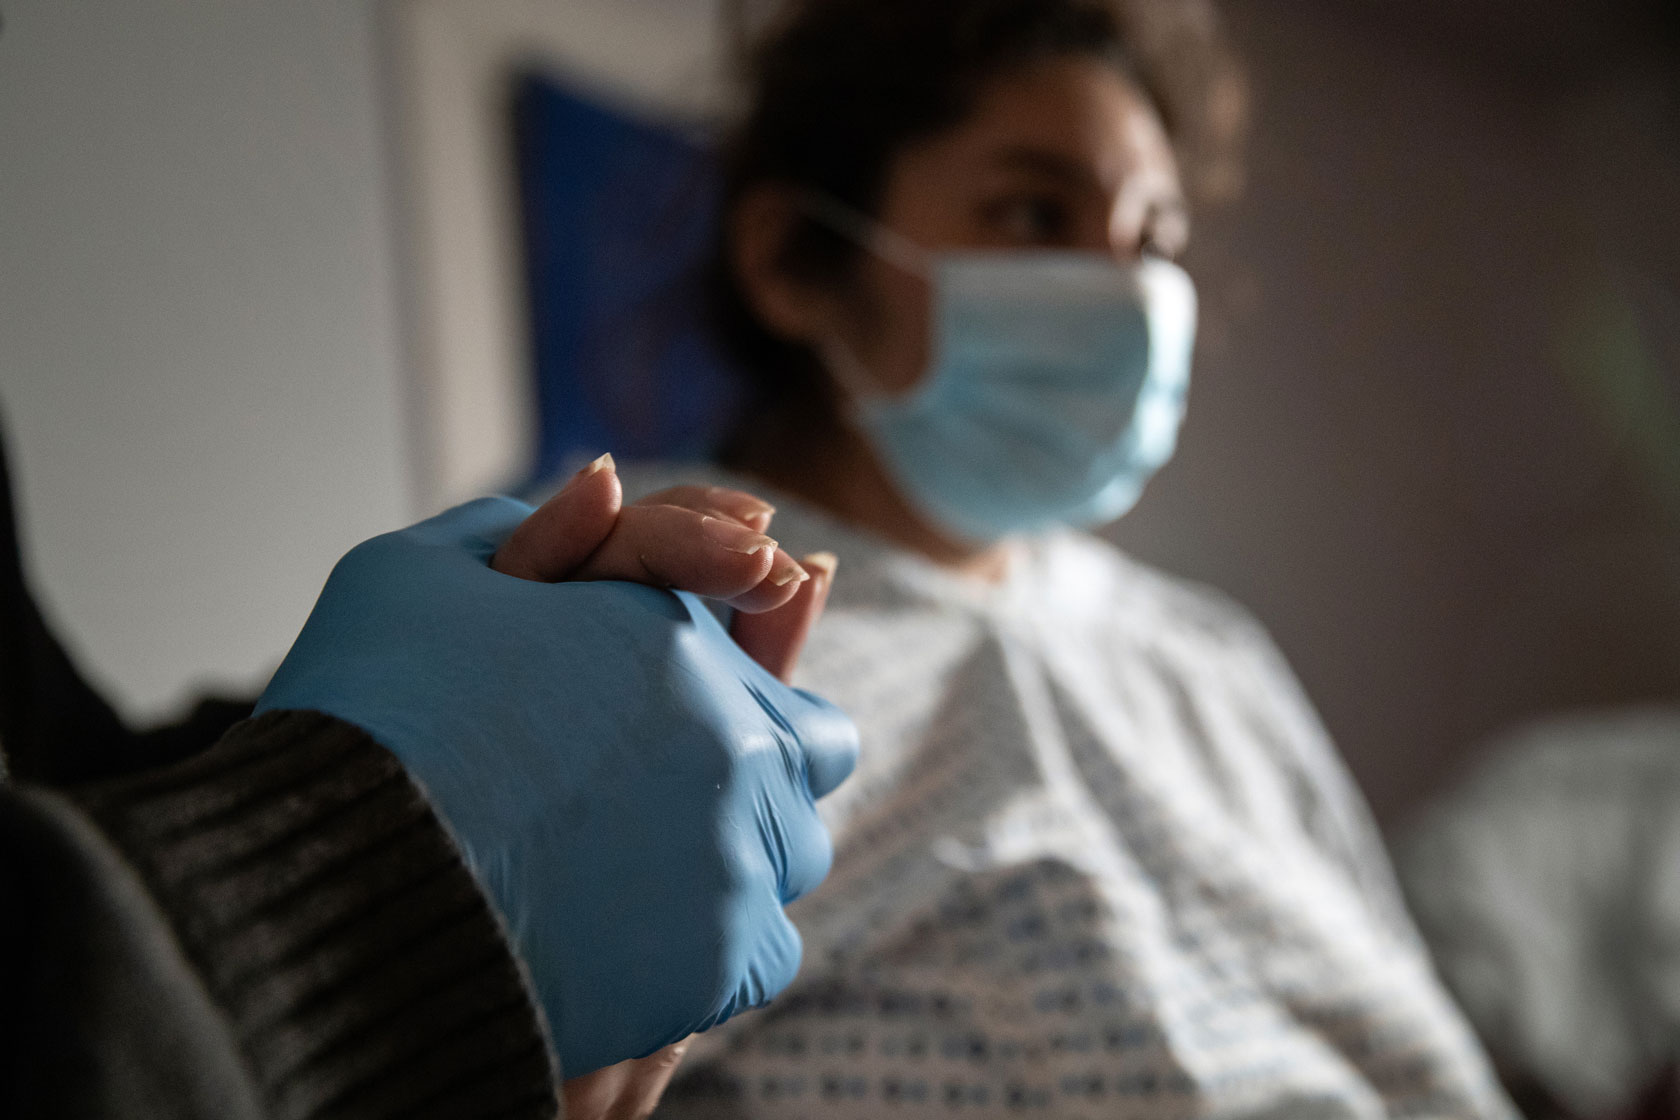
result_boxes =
[491,454,622,581]
[729,552,835,683]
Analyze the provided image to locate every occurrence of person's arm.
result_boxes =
[259,462,850,1108]
[3,457,853,1120]
[0,711,556,1120]
[0,408,555,1118]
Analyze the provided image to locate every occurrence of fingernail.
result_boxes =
[744,499,775,532]
[706,486,774,520]
[768,551,810,587]
[700,515,777,556]
[566,452,616,487]
[701,506,772,536]
[801,551,837,587]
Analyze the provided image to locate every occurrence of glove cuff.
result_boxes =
[70,709,560,1118]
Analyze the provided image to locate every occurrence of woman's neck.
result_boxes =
[726,411,1015,584]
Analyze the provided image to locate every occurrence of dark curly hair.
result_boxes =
[711,0,1248,459]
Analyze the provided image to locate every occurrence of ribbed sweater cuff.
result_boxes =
[70,710,560,1120]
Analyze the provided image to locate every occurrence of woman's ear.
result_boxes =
[729,184,840,344]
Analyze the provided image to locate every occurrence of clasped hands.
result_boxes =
[257,456,857,1119]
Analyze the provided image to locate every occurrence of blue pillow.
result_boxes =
[513,71,744,483]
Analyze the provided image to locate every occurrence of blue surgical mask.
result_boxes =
[807,196,1198,542]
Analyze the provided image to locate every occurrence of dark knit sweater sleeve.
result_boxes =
[17,708,561,1120]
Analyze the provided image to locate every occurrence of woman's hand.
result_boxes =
[557,1039,691,1120]
[491,456,837,1119]
[493,454,835,674]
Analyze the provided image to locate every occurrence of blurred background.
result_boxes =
[0,0,1675,831]
[3,2,1678,1113]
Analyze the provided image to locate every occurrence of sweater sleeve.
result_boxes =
[1,708,561,1120]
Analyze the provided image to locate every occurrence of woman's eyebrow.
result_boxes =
[990,146,1107,192]
[992,145,1187,215]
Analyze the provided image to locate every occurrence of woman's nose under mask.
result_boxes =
[805,194,1199,543]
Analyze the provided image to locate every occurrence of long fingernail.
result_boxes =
[566,452,615,488]
[801,551,837,588]
[768,551,810,587]
[700,515,777,556]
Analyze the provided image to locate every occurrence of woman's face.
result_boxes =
[824,55,1186,395]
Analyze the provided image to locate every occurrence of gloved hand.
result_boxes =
[255,484,858,1077]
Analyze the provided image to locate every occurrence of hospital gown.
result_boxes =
[613,465,1515,1119]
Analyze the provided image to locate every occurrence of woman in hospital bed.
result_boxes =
[602,0,1517,1114]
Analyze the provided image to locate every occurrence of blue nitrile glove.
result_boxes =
[256,497,859,1076]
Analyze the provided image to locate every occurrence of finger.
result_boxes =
[560,1061,630,1120]
[560,1040,689,1120]
[779,794,837,903]
[730,551,836,682]
[491,454,621,581]
[635,484,775,533]
[785,683,860,800]
[571,503,805,600]
[724,546,819,615]
[630,486,805,611]
[629,1039,689,1119]
[721,906,803,1018]
[582,483,804,609]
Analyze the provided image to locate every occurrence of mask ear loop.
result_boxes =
[816,335,884,407]
[796,191,932,279]
[796,192,934,408]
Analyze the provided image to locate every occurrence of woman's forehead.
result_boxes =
[910,57,1176,188]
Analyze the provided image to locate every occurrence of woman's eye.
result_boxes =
[988,196,1070,244]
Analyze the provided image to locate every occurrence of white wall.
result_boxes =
[387,0,730,510]
[0,0,413,721]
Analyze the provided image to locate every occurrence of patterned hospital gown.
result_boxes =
[614,466,1515,1119]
